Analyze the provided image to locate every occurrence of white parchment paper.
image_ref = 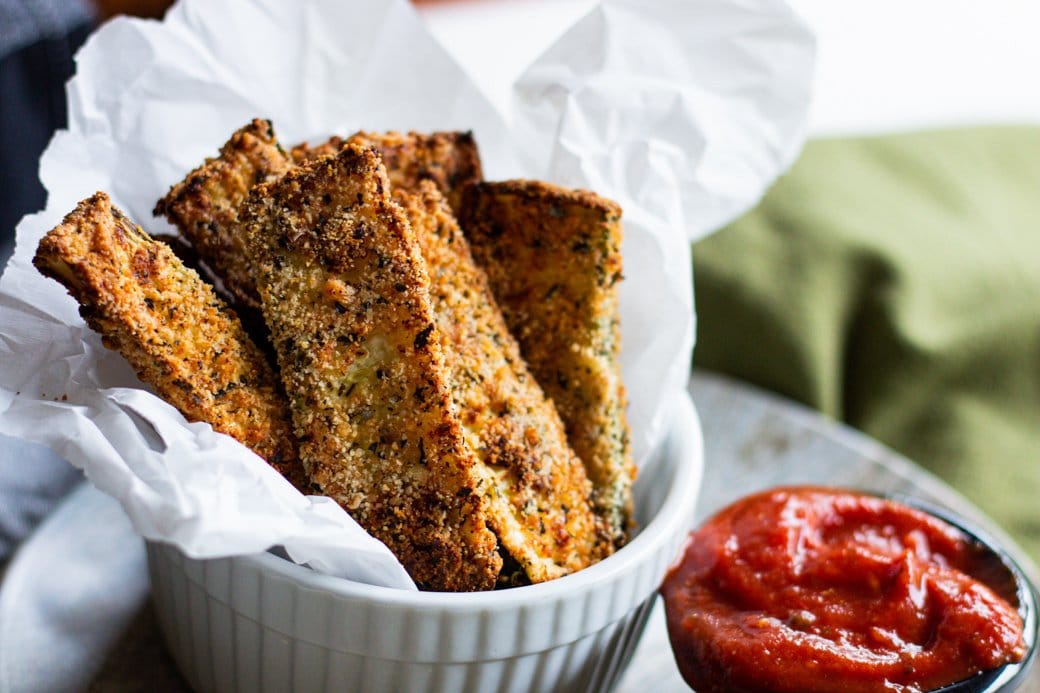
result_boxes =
[0,0,814,589]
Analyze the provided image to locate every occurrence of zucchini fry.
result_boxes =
[242,146,501,591]
[460,181,634,545]
[397,182,610,584]
[33,192,303,487]
[292,131,482,216]
[289,135,345,164]
[154,118,292,310]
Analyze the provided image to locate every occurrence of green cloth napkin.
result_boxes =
[692,127,1040,563]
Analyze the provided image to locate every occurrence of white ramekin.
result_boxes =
[146,391,703,692]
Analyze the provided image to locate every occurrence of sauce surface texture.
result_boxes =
[660,487,1026,693]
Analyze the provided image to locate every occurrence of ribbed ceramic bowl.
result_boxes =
[146,391,703,693]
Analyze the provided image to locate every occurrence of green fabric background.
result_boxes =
[692,128,1040,563]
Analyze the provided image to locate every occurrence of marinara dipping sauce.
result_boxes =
[660,487,1027,693]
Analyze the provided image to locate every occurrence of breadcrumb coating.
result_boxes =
[461,181,634,545]
[289,135,344,165]
[396,182,611,584]
[291,131,482,216]
[242,146,501,591]
[154,118,292,310]
[33,192,303,487]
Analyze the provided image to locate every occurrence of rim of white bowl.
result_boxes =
[226,390,702,610]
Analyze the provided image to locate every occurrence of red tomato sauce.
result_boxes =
[661,487,1026,693]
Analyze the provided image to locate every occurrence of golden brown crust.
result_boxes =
[396,182,610,583]
[291,131,482,215]
[153,118,292,310]
[289,135,345,165]
[460,180,634,545]
[33,192,303,487]
[242,146,501,591]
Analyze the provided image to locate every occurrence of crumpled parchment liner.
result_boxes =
[0,0,814,588]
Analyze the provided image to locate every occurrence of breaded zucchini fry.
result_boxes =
[292,131,482,215]
[33,192,303,487]
[242,146,501,591]
[396,182,610,584]
[154,118,292,310]
[460,181,634,545]
[289,135,345,164]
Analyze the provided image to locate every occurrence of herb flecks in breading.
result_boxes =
[243,146,501,591]
[461,180,634,545]
[34,192,303,487]
[291,131,482,216]
[397,181,611,583]
[154,118,293,310]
